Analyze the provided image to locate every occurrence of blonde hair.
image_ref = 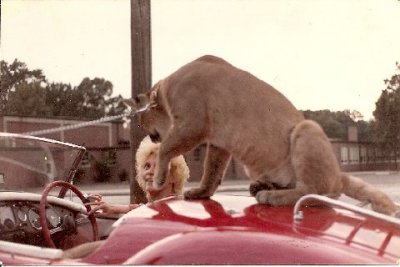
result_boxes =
[135,136,189,196]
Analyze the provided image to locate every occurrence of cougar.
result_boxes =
[125,55,398,216]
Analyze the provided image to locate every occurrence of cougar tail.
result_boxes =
[341,173,398,216]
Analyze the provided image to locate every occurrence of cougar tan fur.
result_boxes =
[126,55,398,216]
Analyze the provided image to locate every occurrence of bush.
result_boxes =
[93,161,111,183]
[118,169,129,182]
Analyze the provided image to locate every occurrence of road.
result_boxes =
[80,171,400,206]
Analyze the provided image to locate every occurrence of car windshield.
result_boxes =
[0,133,85,196]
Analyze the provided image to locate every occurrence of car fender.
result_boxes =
[125,228,389,265]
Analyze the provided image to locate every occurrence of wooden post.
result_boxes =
[130,0,151,204]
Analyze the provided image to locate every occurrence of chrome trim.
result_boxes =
[0,192,87,213]
[0,132,85,151]
[0,240,63,260]
[293,194,400,228]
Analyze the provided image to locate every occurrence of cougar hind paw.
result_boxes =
[249,180,288,196]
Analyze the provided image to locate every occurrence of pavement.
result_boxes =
[79,171,400,197]
[79,178,250,196]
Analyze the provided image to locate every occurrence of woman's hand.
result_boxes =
[85,193,140,216]
[86,201,128,216]
[85,193,103,203]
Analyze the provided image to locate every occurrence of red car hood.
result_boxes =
[79,194,400,265]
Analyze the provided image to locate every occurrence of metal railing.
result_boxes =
[293,194,400,229]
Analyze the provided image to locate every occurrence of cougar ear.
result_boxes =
[123,94,150,111]
[150,90,157,102]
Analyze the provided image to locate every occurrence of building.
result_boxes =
[0,115,246,184]
[331,139,399,172]
[1,116,397,185]
[1,115,132,184]
[330,126,399,172]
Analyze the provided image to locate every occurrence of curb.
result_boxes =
[347,171,400,176]
[81,180,250,196]
[82,184,250,197]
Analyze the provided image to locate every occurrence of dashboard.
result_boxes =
[0,199,86,246]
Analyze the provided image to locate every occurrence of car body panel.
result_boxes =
[76,195,400,265]
[1,133,400,265]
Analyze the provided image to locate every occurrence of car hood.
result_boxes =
[81,195,400,265]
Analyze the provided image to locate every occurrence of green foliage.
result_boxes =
[0,59,46,113]
[6,82,51,116]
[1,59,127,118]
[303,109,355,140]
[355,119,375,143]
[44,82,78,117]
[373,62,400,156]
[93,160,111,183]
[118,169,129,182]
[302,109,374,142]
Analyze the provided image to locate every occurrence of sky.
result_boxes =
[2,0,400,120]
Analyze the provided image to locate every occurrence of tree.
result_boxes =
[75,77,112,118]
[303,109,356,140]
[0,59,46,113]
[73,77,127,118]
[356,119,375,143]
[373,62,400,159]
[5,82,51,116]
[44,82,78,117]
[105,95,128,116]
[303,109,375,142]
[1,59,127,118]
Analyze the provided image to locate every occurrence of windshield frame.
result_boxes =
[0,132,86,198]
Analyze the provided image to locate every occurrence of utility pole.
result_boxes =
[130,0,151,204]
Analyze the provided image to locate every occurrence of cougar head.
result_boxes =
[124,89,170,143]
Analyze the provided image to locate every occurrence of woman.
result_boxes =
[86,136,190,216]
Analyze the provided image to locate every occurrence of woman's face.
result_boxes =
[140,152,175,201]
[142,153,156,190]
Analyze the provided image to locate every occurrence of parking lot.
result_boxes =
[79,171,400,206]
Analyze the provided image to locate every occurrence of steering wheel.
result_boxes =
[39,180,99,248]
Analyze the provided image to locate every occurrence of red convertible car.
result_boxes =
[0,132,399,265]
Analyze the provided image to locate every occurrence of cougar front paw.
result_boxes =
[184,187,212,200]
